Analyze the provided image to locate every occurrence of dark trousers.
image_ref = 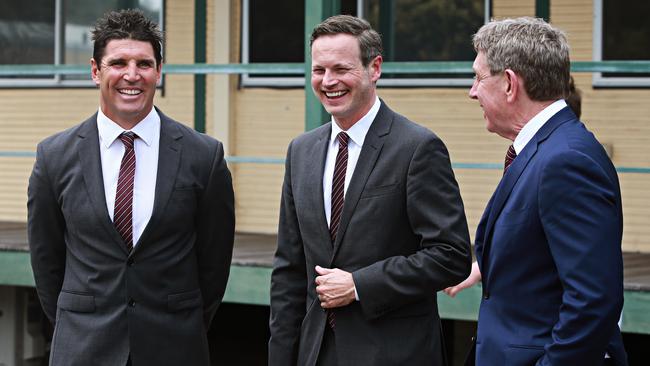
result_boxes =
[316,326,338,366]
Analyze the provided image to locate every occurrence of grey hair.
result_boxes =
[473,17,570,101]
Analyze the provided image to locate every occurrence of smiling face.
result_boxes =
[91,38,161,129]
[310,33,381,129]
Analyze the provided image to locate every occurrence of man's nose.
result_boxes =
[123,62,140,81]
[322,70,337,87]
[469,82,478,99]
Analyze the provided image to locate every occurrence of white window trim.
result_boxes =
[592,0,650,87]
[241,0,489,88]
[0,0,164,88]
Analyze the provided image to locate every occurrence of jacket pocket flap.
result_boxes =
[167,289,202,312]
[57,291,96,313]
[360,183,400,199]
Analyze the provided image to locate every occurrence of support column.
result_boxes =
[304,0,341,131]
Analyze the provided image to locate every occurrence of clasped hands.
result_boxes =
[315,265,356,309]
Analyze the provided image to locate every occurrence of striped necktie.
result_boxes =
[114,132,137,252]
[504,144,517,174]
[329,132,349,243]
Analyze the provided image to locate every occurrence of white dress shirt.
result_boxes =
[513,99,567,154]
[97,107,160,247]
[323,97,381,226]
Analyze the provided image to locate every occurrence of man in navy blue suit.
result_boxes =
[447,17,628,365]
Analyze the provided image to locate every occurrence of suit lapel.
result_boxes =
[480,107,575,276]
[330,103,391,261]
[310,127,334,256]
[134,112,183,251]
[77,115,129,254]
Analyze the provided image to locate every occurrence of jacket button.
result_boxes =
[127,258,134,266]
[128,299,136,307]
[483,291,490,300]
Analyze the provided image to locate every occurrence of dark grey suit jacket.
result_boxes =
[269,101,471,366]
[27,109,235,366]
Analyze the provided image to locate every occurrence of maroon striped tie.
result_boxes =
[327,132,349,330]
[114,132,137,252]
[330,132,349,243]
[504,144,517,174]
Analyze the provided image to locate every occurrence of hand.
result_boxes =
[315,265,356,309]
[443,261,481,298]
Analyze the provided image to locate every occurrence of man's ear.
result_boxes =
[90,58,100,86]
[504,69,519,103]
[369,55,382,83]
[156,62,162,83]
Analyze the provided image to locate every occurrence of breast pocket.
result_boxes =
[360,183,400,199]
[497,205,531,227]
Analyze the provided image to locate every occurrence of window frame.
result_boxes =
[592,0,650,87]
[240,0,490,88]
[0,0,165,88]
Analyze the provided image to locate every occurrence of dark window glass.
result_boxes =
[0,0,55,78]
[0,0,162,83]
[365,0,483,79]
[603,0,650,77]
[245,0,483,84]
[62,0,162,80]
[247,0,357,77]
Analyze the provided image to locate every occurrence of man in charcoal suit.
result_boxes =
[28,9,234,366]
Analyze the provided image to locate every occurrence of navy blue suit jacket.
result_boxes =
[474,107,628,365]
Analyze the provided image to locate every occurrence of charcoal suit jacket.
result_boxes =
[269,101,472,366]
[28,108,235,366]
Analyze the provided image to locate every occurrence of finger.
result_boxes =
[315,265,333,275]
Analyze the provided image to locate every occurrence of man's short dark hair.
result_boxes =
[92,9,163,68]
[310,15,383,67]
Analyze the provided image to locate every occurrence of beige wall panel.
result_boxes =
[620,174,650,252]
[493,0,535,18]
[0,158,33,222]
[233,164,284,233]
[551,0,593,60]
[232,89,304,233]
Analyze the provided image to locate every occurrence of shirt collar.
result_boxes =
[513,99,567,154]
[97,107,160,149]
[330,96,381,147]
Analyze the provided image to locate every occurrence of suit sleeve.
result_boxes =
[352,134,472,319]
[27,142,67,325]
[195,140,235,328]
[268,141,307,366]
[536,150,623,366]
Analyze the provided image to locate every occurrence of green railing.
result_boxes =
[3,60,650,76]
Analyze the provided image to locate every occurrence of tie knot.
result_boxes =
[337,132,349,148]
[119,132,137,149]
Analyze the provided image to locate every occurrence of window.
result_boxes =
[593,0,650,87]
[241,0,488,87]
[0,0,163,87]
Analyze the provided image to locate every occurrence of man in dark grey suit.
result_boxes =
[27,9,234,366]
[269,15,471,366]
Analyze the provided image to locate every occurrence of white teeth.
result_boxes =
[119,89,141,95]
[325,91,345,97]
